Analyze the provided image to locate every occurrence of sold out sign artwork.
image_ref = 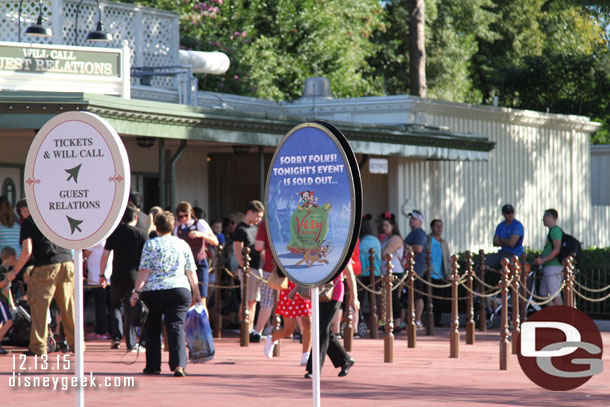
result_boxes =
[24,111,130,250]
[265,121,362,287]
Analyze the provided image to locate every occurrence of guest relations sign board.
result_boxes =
[24,111,130,250]
[265,121,362,287]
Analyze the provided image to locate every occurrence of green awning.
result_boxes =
[0,91,495,161]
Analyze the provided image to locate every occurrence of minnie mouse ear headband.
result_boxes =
[381,211,395,223]
[362,213,372,221]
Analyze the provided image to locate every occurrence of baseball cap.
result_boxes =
[408,210,424,222]
[502,204,515,214]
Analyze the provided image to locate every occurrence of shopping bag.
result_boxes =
[185,303,215,363]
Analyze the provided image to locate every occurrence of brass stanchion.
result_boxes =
[368,248,379,339]
[510,256,521,355]
[425,248,434,336]
[478,250,487,332]
[406,251,416,349]
[449,254,460,358]
[384,253,395,363]
[213,244,223,339]
[240,247,251,347]
[465,251,475,345]
[499,258,510,370]
[563,256,575,308]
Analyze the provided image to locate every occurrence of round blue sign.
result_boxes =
[265,121,362,287]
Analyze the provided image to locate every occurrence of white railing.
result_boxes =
[0,0,179,88]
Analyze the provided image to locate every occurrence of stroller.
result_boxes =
[4,298,59,353]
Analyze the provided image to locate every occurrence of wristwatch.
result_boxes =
[132,289,142,295]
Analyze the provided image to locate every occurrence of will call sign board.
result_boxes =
[265,121,362,287]
[24,112,130,250]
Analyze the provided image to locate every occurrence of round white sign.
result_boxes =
[24,111,131,250]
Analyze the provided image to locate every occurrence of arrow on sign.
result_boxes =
[65,164,82,183]
[67,216,83,234]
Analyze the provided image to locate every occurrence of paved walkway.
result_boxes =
[1,329,609,407]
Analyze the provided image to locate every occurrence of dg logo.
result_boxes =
[517,306,604,391]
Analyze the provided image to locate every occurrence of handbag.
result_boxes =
[296,282,335,303]
[267,268,289,290]
[129,298,149,327]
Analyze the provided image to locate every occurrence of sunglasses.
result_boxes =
[178,213,189,220]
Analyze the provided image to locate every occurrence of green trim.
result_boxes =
[0,91,495,158]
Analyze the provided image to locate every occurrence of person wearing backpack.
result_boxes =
[535,209,563,306]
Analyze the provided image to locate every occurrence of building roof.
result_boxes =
[0,91,495,161]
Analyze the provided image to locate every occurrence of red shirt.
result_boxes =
[256,221,275,273]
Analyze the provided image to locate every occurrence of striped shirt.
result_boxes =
[0,223,21,257]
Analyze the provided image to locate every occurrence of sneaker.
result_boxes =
[292,332,302,342]
[174,367,186,377]
[415,321,425,331]
[110,340,120,349]
[300,352,309,366]
[129,344,146,353]
[142,368,161,375]
[0,347,11,355]
[250,332,261,343]
[264,335,276,359]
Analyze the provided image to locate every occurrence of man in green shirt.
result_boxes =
[534,209,563,306]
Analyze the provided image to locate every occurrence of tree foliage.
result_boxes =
[135,0,610,140]
[136,0,386,100]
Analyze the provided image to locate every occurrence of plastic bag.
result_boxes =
[185,303,215,363]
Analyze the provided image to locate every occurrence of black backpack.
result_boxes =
[547,227,582,270]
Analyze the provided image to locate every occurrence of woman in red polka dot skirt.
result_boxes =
[264,281,312,365]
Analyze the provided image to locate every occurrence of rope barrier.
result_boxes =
[391,272,409,291]
[458,279,503,298]
[573,279,610,293]
[573,288,610,302]
[356,277,383,295]
[412,272,464,288]
[514,282,566,307]
[472,272,499,290]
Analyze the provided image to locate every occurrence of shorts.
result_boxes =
[413,275,425,301]
[539,265,564,299]
[0,301,13,324]
[238,268,266,303]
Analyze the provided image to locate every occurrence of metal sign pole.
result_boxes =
[74,249,85,407]
[312,286,320,407]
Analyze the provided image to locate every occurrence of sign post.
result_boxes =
[24,111,130,407]
[265,121,362,406]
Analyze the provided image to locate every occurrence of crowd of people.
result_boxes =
[0,192,569,378]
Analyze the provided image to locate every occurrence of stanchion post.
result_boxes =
[213,244,223,339]
[384,253,395,363]
[272,289,281,357]
[425,248,434,336]
[240,247,251,347]
[449,254,460,358]
[563,256,575,308]
[466,251,475,345]
[499,258,510,370]
[344,281,354,352]
[368,248,379,339]
[510,256,521,355]
[478,250,487,332]
[519,253,528,321]
[406,251,416,349]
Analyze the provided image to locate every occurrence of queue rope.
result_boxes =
[572,278,610,293]
[471,273,500,290]
[573,288,610,302]
[458,279,504,298]
[514,282,566,307]
[412,272,465,289]
[356,278,383,295]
